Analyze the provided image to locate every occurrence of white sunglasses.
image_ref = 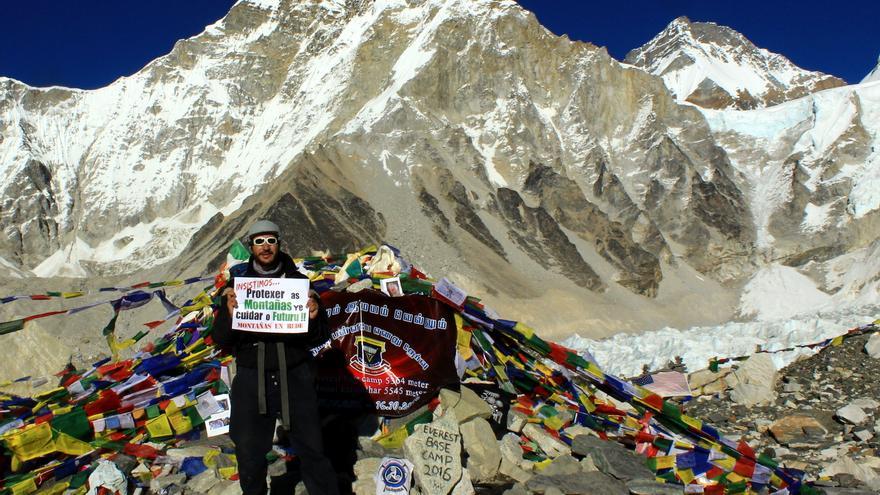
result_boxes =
[251,237,278,246]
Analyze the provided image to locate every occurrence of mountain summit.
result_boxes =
[863,55,880,83]
[625,16,846,109]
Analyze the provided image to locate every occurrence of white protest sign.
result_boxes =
[232,277,310,333]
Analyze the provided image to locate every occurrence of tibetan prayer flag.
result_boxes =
[145,414,173,439]
[50,408,90,440]
[53,431,93,456]
[3,422,55,463]
[0,318,26,335]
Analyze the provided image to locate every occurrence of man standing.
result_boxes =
[213,220,339,495]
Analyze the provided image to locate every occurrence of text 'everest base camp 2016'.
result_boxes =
[1,1,879,494]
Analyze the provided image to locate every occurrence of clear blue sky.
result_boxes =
[0,1,875,90]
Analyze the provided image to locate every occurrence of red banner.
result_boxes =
[316,291,458,417]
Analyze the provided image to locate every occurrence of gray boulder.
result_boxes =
[571,435,654,481]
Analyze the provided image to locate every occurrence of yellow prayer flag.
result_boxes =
[585,362,605,380]
[181,347,212,367]
[48,404,72,415]
[35,480,69,495]
[9,477,37,495]
[533,459,553,471]
[33,386,64,403]
[145,414,173,439]
[53,431,93,456]
[183,337,205,354]
[180,293,213,315]
[169,412,193,435]
[676,468,695,484]
[623,416,640,430]
[203,450,221,468]
[456,319,473,359]
[543,415,565,431]
[62,292,85,299]
[3,422,55,464]
[713,455,735,470]
[492,365,510,383]
[652,455,675,470]
[726,472,745,483]
[513,322,535,339]
[535,362,553,376]
[218,466,238,480]
[681,415,703,431]
[578,393,597,413]
[831,336,844,346]
[375,427,409,449]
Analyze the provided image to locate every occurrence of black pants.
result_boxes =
[230,363,339,495]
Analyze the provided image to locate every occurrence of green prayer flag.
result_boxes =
[345,259,363,278]
[229,240,250,262]
[102,312,119,336]
[51,408,91,440]
[0,318,25,336]
[186,406,204,428]
[146,404,161,419]
[405,409,433,434]
[69,467,93,489]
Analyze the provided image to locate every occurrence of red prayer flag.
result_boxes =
[23,310,67,322]
[84,390,122,417]
[737,439,756,460]
[733,457,756,478]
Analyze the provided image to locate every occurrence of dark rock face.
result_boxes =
[417,186,454,244]
[524,163,662,296]
[436,170,507,260]
[494,188,604,292]
[685,78,737,110]
[0,160,61,267]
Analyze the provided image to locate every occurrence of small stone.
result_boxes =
[461,417,502,483]
[540,454,581,477]
[854,429,874,442]
[525,471,627,495]
[522,424,571,458]
[570,435,654,482]
[852,398,880,410]
[353,457,382,480]
[498,457,532,484]
[186,470,221,494]
[865,334,880,358]
[837,405,869,425]
[506,409,528,434]
[627,478,689,495]
[783,382,803,393]
[769,414,828,445]
[440,387,493,424]
[502,483,530,495]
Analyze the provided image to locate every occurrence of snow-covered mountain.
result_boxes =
[1,0,878,341]
[625,17,846,109]
[863,56,880,83]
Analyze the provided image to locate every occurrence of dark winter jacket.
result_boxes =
[212,251,329,371]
